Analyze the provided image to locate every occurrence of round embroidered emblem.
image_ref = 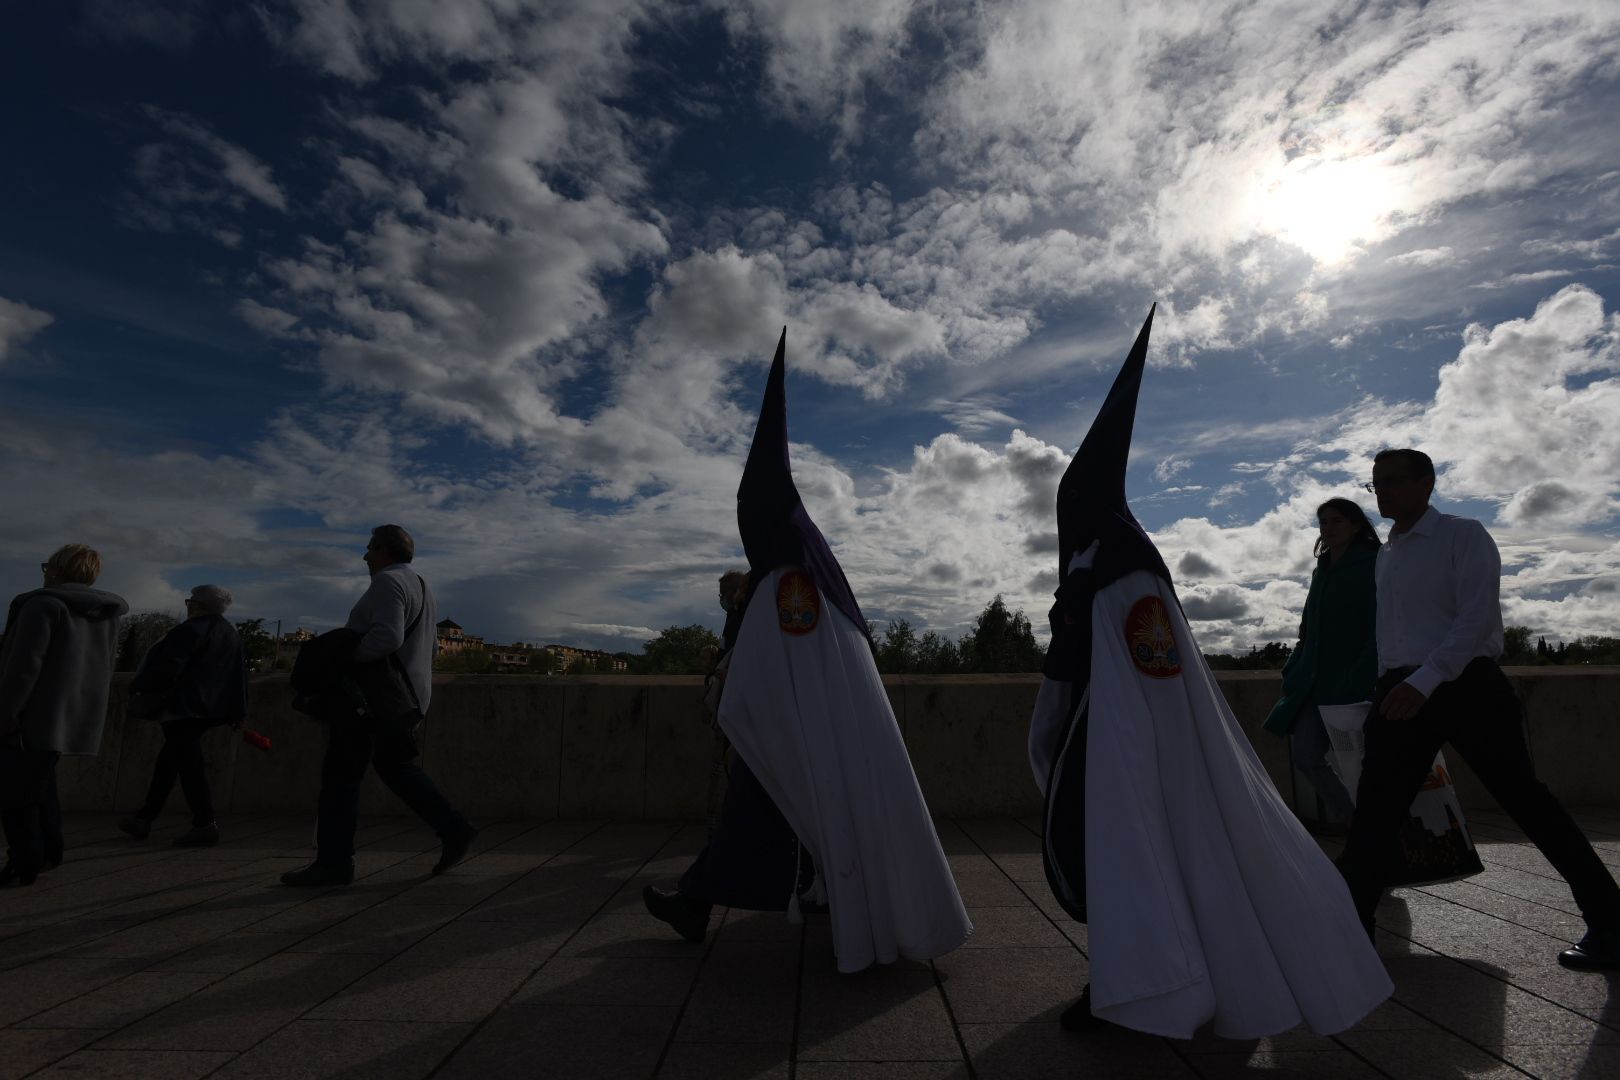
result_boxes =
[1124,596,1182,678]
[776,571,821,635]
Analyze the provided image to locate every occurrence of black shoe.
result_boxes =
[432,824,477,876]
[642,885,711,943]
[0,862,38,888]
[280,861,355,887]
[1060,985,1102,1033]
[1558,928,1620,971]
[118,815,152,840]
[171,823,220,848]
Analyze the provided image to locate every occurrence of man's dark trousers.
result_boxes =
[314,714,468,865]
[1,749,63,874]
[1339,658,1620,932]
[137,719,216,827]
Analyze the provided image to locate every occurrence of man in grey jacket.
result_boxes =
[281,524,476,887]
[1,544,128,886]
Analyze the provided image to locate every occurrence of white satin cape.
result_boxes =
[1030,569,1392,1038]
[718,568,973,973]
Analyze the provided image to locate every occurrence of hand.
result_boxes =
[1379,682,1428,722]
[234,718,247,732]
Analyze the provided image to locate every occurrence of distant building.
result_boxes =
[543,644,628,672]
[436,619,484,655]
[281,627,316,645]
[487,643,538,672]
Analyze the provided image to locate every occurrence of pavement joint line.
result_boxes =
[1420,873,1585,922]
[12,814,297,898]
[0,816,431,969]
[1404,883,1581,944]
[1377,908,1620,1041]
[179,816,605,1080]
[787,905,807,1080]
[951,817,1089,959]
[1,817,439,1035]
[926,957,979,1079]
[418,820,681,1080]
[648,885,733,1078]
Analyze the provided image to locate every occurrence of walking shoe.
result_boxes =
[0,862,38,888]
[432,824,478,876]
[280,861,355,887]
[642,885,712,943]
[118,815,152,840]
[1060,984,1102,1033]
[171,823,220,848]
[1557,928,1620,971]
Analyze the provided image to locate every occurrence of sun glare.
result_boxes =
[1260,153,1399,266]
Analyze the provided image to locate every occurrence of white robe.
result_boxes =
[718,568,973,972]
[1034,569,1392,1038]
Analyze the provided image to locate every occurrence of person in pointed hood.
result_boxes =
[1027,308,1391,1038]
[2,544,128,887]
[647,330,972,972]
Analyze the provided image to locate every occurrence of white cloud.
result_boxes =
[0,297,54,364]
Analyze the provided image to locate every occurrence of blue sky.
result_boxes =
[3,0,1619,652]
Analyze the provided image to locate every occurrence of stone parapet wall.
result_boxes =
[58,669,1620,819]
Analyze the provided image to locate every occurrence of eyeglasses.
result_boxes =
[1362,476,1411,493]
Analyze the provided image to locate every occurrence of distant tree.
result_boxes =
[875,620,920,674]
[1565,635,1620,665]
[1502,625,1535,664]
[957,595,1045,673]
[913,630,963,674]
[1203,642,1292,670]
[639,625,722,675]
[116,612,178,671]
[235,618,277,672]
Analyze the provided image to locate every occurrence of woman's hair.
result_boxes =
[1314,498,1380,558]
[45,543,102,585]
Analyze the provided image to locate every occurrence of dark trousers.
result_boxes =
[679,755,811,910]
[137,719,216,827]
[314,715,467,865]
[1339,658,1620,932]
[1,749,63,875]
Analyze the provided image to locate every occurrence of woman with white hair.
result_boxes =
[1,544,127,886]
[118,584,248,848]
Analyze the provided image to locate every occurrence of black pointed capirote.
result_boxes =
[735,328,867,638]
[1053,304,1168,593]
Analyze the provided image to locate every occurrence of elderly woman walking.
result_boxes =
[0,544,128,886]
[1265,498,1382,827]
[119,585,248,848]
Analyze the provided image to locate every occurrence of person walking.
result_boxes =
[1264,498,1381,827]
[0,545,127,886]
[281,524,476,886]
[1337,448,1620,970]
[118,585,248,848]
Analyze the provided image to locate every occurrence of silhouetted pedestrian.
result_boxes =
[1,545,127,886]
[1265,498,1380,826]
[118,585,247,848]
[1337,448,1620,970]
[281,525,476,886]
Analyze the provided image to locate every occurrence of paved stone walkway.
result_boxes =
[2,809,1617,1079]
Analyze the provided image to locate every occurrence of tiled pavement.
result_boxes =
[2,809,1617,1079]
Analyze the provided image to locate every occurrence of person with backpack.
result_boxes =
[118,584,248,847]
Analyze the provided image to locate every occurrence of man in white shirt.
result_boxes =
[281,525,476,886]
[1338,449,1620,970]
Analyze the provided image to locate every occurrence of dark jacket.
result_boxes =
[1264,539,1379,735]
[0,585,128,754]
[291,628,419,724]
[129,614,248,727]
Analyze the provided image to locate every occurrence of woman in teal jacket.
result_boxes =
[1264,498,1381,824]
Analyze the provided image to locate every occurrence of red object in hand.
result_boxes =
[241,729,272,751]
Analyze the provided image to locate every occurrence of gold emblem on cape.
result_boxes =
[1125,595,1182,678]
[776,570,820,635]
